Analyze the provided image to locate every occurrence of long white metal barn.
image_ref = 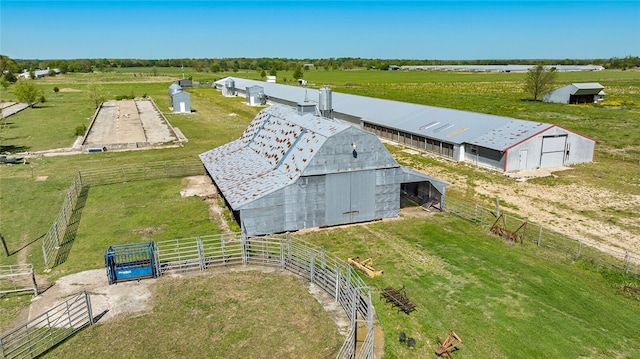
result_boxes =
[200,104,447,237]
[214,77,596,172]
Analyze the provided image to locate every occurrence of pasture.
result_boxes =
[1,68,639,358]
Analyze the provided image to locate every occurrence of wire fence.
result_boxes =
[600,147,640,163]
[445,197,640,277]
[154,233,374,359]
[0,291,93,359]
[41,160,204,270]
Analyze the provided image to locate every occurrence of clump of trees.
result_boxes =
[523,65,557,101]
[13,80,44,106]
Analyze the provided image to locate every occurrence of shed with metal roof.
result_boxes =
[168,83,191,113]
[543,83,605,104]
[199,104,447,237]
[213,77,596,172]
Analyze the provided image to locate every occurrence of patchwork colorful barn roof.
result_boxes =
[200,104,352,208]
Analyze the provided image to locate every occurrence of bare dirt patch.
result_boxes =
[58,88,82,92]
[415,158,639,253]
[181,175,230,232]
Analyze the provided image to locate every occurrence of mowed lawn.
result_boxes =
[1,69,639,358]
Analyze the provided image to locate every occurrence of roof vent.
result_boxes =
[418,121,439,131]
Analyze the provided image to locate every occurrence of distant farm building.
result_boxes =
[399,65,605,72]
[178,78,193,88]
[543,83,605,104]
[199,104,447,237]
[17,67,60,79]
[168,83,191,113]
[214,78,597,173]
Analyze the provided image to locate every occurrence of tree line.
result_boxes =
[2,55,639,80]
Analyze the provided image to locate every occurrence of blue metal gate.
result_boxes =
[104,242,157,284]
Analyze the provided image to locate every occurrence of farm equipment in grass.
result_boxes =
[436,330,463,359]
[490,214,527,244]
[0,154,26,164]
[347,256,383,278]
[105,242,158,284]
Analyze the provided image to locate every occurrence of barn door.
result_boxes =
[325,171,375,226]
[540,135,567,168]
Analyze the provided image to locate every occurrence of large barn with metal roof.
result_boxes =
[200,104,447,237]
[214,77,596,172]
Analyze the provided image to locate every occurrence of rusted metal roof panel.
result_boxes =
[199,104,349,209]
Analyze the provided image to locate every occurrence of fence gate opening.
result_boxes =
[105,242,157,284]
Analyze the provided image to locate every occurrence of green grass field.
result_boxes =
[1,68,639,358]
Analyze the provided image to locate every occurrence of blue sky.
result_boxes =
[1,1,638,60]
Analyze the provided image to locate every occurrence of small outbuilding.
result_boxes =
[543,83,605,104]
[168,83,191,113]
[178,78,193,88]
[199,104,447,237]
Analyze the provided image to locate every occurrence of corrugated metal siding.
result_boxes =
[303,127,397,176]
[375,169,401,219]
[504,126,596,172]
[325,171,376,226]
[349,170,376,223]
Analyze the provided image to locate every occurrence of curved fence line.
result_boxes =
[154,233,375,359]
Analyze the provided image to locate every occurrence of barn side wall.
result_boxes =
[543,86,573,104]
[463,145,505,171]
[504,127,595,172]
[239,167,401,236]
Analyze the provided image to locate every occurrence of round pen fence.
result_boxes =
[154,233,375,359]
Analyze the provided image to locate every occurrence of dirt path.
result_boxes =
[180,175,230,232]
